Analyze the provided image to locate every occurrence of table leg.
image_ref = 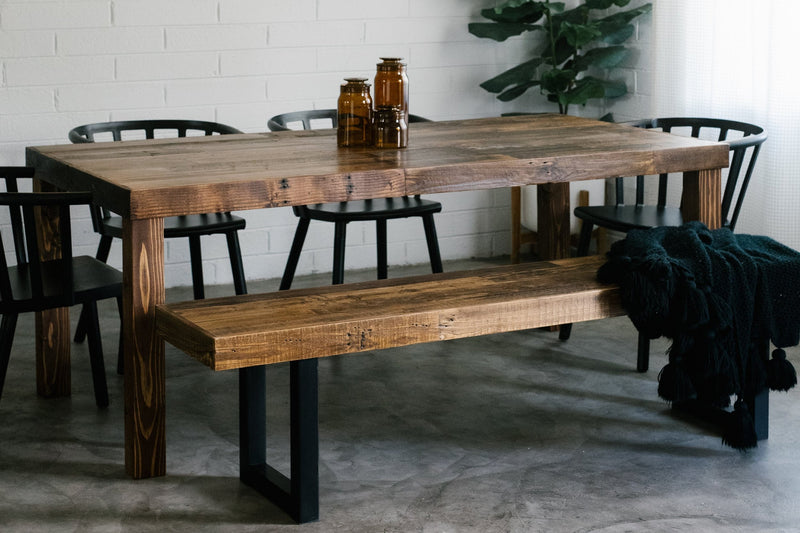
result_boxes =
[123,217,166,479]
[35,310,70,396]
[682,168,722,229]
[33,179,70,397]
[536,182,571,260]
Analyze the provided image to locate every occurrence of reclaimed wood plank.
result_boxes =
[26,115,730,220]
[156,256,623,371]
[682,168,722,229]
[536,182,570,260]
[123,217,166,479]
[33,179,71,397]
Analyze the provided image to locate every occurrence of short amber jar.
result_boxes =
[374,58,408,123]
[337,78,372,147]
[373,105,407,149]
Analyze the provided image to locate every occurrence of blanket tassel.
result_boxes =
[658,361,696,403]
[722,397,758,451]
[768,348,797,392]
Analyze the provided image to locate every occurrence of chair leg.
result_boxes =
[422,214,444,274]
[280,217,311,291]
[376,219,388,280]
[116,296,124,375]
[74,236,115,343]
[226,230,248,295]
[576,220,594,257]
[83,301,109,408]
[0,314,19,402]
[511,186,522,264]
[332,221,347,285]
[189,235,205,300]
[637,332,650,373]
[95,235,114,264]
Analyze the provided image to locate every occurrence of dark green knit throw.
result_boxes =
[597,222,800,449]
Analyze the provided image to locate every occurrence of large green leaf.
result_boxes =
[559,77,607,106]
[497,80,542,101]
[602,23,635,45]
[468,22,541,42]
[551,35,578,65]
[553,4,591,27]
[480,57,543,93]
[541,68,576,95]
[480,0,548,23]
[561,21,602,49]
[572,45,630,71]
[596,4,652,35]
[584,0,631,9]
[600,78,628,98]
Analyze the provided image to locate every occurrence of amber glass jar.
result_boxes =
[374,57,408,122]
[373,105,407,149]
[337,78,372,147]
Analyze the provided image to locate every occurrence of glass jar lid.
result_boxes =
[377,57,406,70]
[341,77,371,92]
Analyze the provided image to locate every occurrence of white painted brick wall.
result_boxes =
[1,2,111,30]
[0,0,652,290]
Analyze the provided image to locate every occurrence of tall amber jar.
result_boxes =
[373,58,408,122]
[337,78,372,147]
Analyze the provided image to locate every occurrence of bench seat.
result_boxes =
[154,256,773,523]
[155,255,626,524]
[156,255,623,371]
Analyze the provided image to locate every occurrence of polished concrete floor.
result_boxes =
[2,258,800,532]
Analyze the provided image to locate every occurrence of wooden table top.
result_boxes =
[26,114,729,220]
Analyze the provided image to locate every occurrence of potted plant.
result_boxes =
[469,0,652,115]
[470,0,652,262]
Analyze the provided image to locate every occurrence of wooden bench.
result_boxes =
[156,254,775,523]
[155,255,625,522]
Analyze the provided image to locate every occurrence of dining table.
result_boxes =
[26,113,729,479]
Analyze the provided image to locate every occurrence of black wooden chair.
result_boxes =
[0,167,122,408]
[68,120,248,344]
[562,117,767,372]
[267,110,444,288]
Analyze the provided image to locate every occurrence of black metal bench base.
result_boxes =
[236,354,771,523]
[239,359,319,524]
[672,386,769,442]
[671,339,771,443]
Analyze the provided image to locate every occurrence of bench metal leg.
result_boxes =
[746,386,769,441]
[746,337,770,441]
[672,338,770,443]
[239,359,319,524]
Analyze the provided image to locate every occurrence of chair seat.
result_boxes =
[302,197,442,223]
[1,256,122,314]
[99,213,246,239]
[573,205,684,233]
[268,110,444,288]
